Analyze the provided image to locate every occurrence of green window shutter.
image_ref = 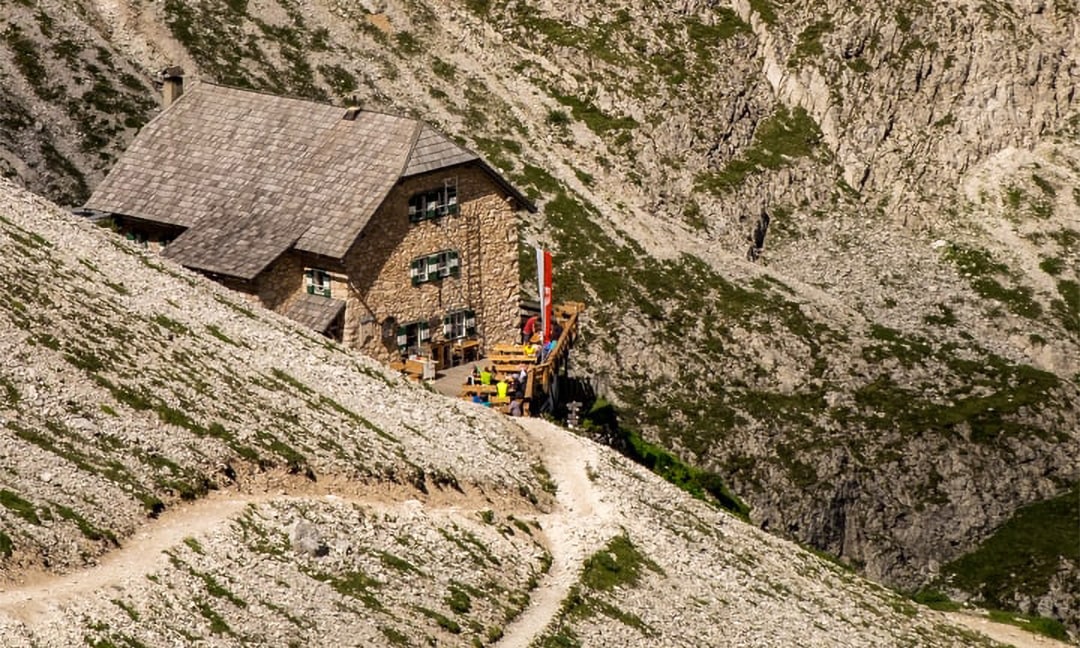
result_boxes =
[443,315,453,338]
[464,309,476,337]
[448,250,460,278]
[427,254,439,277]
[410,259,423,286]
[305,269,314,294]
[447,187,459,215]
[396,326,408,352]
[419,321,431,342]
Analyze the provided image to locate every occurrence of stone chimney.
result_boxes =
[159,66,185,108]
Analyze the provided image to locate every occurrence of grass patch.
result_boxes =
[306,568,383,610]
[696,105,822,194]
[581,534,663,591]
[379,625,410,645]
[551,91,638,135]
[1051,279,1079,333]
[943,244,1042,318]
[938,484,1079,615]
[196,600,232,635]
[0,489,41,525]
[790,19,832,67]
[539,536,660,643]
[583,399,749,518]
[415,605,461,634]
[205,324,243,347]
[378,550,422,575]
[54,503,118,544]
[446,585,472,614]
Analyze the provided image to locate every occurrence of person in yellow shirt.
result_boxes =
[496,378,508,399]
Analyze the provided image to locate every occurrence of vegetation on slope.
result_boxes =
[1,0,1077,634]
[938,485,1079,622]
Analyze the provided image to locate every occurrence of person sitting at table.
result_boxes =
[480,366,493,385]
[508,398,523,417]
[466,365,480,385]
[496,377,509,399]
[522,342,536,356]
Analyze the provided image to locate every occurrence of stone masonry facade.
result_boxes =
[109,164,521,364]
[341,165,519,362]
[227,163,519,363]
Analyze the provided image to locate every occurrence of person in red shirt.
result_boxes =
[521,314,539,343]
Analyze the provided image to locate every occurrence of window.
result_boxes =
[305,268,331,297]
[396,320,430,356]
[442,309,476,340]
[410,250,460,285]
[408,181,458,223]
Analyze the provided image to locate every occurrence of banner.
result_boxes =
[536,247,553,344]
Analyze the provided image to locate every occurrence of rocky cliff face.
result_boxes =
[1,0,1077,634]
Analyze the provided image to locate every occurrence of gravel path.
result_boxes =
[496,417,615,648]
[0,492,249,625]
[943,611,1077,648]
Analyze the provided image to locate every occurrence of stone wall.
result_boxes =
[340,164,520,363]
[225,163,520,362]
[231,252,305,312]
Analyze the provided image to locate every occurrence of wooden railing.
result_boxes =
[456,301,584,415]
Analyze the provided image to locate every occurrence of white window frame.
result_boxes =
[442,309,476,340]
[410,250,459,285]
[407,180,459,223]
[396,320,431,356]
[305,268,332,297]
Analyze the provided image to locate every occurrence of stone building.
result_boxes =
[84,81,533,365]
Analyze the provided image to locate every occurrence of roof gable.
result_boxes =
[85,84,499,263]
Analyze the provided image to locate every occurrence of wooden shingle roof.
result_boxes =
[283,294,346,335]
[85,83,522,277]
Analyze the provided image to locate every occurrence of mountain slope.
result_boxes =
[0,177,1039,646]
[0,0,1077,634]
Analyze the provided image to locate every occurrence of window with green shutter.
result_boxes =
[397,320,431,356]
[305,268,332,297]
[409,250,460,286]
[407,180,458,224]
[443,308,476,340]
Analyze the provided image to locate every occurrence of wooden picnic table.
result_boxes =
[486,353,537,364]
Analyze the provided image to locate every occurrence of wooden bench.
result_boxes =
[486,353,538,364]
[461,384,499,396]
[389,359,427,380]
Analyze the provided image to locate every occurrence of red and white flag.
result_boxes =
[536,247,553,344]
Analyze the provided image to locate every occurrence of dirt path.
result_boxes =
[496,418,616,648]
[0,417,615,643]
[0,491,249,625]
[0,419,1071,647]
[943,611,1077,648]
[0,478,508,627]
